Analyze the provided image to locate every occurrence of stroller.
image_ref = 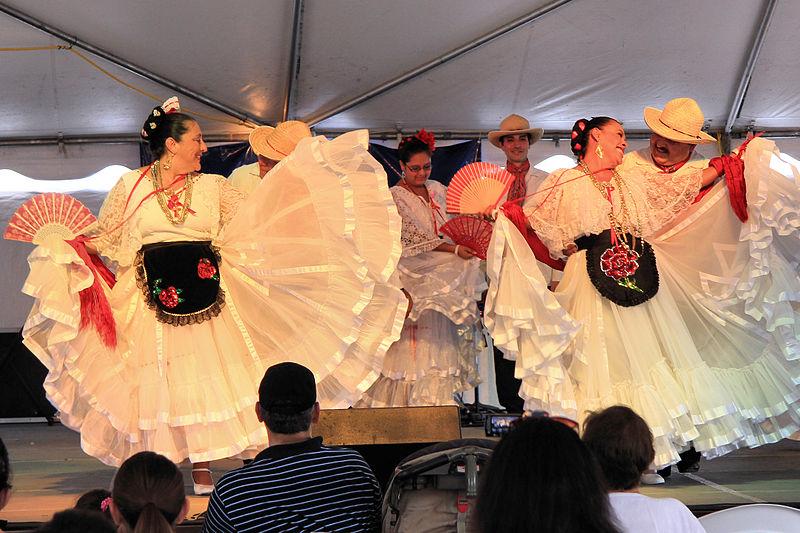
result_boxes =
[382,438,496,533]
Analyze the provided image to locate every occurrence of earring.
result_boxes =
[163,152,174,170]
[595,144,604,159]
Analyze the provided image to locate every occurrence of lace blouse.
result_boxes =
[391,181,449,257]
[90,169,245,268]
[529,167,702,259]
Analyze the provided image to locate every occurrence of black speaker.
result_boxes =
[0,332,56,419]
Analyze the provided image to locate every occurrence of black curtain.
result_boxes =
[200,142,257,177]
[369,140,481,186]
[0,332,56,418]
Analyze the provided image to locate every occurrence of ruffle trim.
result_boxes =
[734,138,800,359]
[355,371,478,408]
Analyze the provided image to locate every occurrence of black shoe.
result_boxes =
[676,447,701,473]
[656,465,672,479]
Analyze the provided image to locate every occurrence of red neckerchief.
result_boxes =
[651,154,691,174]
[505,160,530,201]
[649,153,712,205]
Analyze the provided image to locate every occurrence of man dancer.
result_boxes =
[620,97,716,482]
[620,97,716,192]
[487,114,561,412]
[229,120,312,196]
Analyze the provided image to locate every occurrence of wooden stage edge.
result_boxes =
[1,414,800,530]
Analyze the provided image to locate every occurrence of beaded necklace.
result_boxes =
[579,161,641,238]
[151,160,194,225]
[579,162,647,294]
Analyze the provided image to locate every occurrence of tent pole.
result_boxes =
[12,128,798,147]
[282,0,305,122]
[723,0,778,134]
[0,2,260,126]
[302,0,574,126]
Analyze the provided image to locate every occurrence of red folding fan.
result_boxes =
[439,215,493,260]
[446,162,515,215]
[4,193,96,244]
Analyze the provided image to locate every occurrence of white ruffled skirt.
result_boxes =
[486,138,800,467]
[21,130,408,466]
[357,251,487,407]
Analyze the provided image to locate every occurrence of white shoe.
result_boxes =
[192,468,214,496]
[640,473,665,485]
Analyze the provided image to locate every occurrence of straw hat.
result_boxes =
[249,120,312,160]
[643,98,715,144]
[488,114,544,148]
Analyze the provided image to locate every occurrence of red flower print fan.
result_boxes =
[4,193,96,244]
[446,162,515,215]
[439,215,493,259]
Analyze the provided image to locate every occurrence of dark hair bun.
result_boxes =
[570,119,589,157]
[569,116,619,159]
[140,107,194,159]
[140,105,166,141]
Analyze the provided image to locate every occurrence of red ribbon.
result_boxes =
[500,200,566,271]
[65,236,117,348]
[708,133,762,223]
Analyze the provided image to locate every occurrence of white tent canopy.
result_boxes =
[1,0,799,142]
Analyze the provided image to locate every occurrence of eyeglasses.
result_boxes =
[406,163,432,173]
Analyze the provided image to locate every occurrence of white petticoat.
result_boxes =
[21,130,408,466]
[486,138,800,467]
[357,251,486,407]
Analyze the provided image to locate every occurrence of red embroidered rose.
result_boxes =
[197,258,218,280]
[158,286,182,308]
[415,129,436,152]
[600,244,640,281]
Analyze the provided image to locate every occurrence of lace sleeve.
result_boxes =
[218,176,246,227]
[641,169,703,234]
[393,189,441,257]
[527,170,572,259]
[88,177,137,267]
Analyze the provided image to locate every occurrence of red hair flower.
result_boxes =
[415,129,436,152]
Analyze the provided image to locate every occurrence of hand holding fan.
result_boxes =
[5,193,116,348]
[439,215,493,260]
[446,162,515,215]
[4,192,96,244]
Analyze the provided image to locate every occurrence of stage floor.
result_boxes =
[1,422,799,527]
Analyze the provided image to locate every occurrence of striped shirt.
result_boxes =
[203,437,381,533]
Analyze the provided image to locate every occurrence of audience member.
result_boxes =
[476,416,620,533]
[109,451,188,533]
[74,488,113,523]
[203,362,382,533]
[582,406,705,532]
[35,509,116,533]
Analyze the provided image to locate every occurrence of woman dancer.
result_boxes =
[358,131,486,406]
[18,98,407,493]
[486,116,800,467]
